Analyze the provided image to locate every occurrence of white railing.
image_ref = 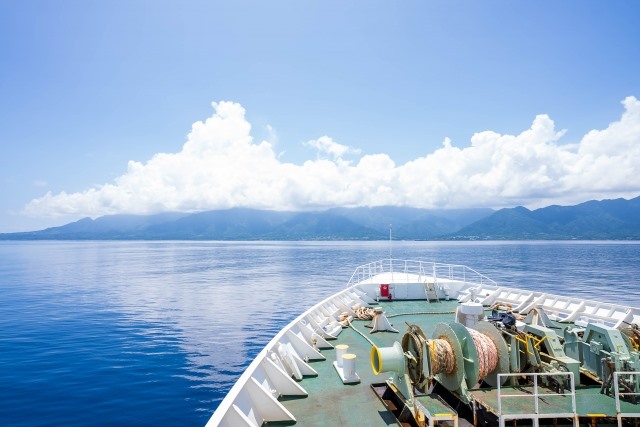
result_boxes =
[497,372,578,427]
[614,371,640,426]
[346,259,497,288]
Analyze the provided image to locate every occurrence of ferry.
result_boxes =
[206,259,640,426]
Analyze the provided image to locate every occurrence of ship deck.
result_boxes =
[270,299,640,426]
[275,299,459,426]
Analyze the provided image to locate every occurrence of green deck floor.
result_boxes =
[273,299,459,427]
[470,384,640,420]
[269,299,640,426]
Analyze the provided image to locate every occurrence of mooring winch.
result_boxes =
[371,315,511,426]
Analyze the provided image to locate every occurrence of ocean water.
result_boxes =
[1,240,639,426]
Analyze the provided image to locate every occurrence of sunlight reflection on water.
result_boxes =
[0,240,638,426]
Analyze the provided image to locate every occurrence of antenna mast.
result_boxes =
[389,223,394,280]
[389,223,392,260]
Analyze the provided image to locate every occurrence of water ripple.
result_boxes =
[0,240,638,426]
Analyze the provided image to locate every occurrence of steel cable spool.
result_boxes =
[402,324,428,387]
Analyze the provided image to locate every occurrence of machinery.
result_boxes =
[487,309,581,393]
[370,303,512,425]
[565,323,640,397]
[370,300,640,426]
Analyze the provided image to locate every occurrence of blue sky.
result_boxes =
[1,1,639,232]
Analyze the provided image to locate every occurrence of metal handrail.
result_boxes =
[496,372,577,427]
[346,259,497,288]
[613,371,640,426]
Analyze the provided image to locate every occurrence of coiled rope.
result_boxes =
[349,308,499,381]
[468,329,498,379]
[429,338,456,375]
[354,307,376,320]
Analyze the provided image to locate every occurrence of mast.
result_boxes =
[389,223,392,260]
[389,224,394,280]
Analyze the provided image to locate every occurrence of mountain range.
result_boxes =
[450,196,640,240]
[1,196,639,240]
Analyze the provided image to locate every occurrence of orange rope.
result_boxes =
[430,338,455,375]
[469,329,498,379]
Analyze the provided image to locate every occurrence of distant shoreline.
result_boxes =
[2,196,639,241]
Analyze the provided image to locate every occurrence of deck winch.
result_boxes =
[486,309,582,392]
[565,323,640,396]
[369,304,590,425]
[369,295,640,427]
[490,309,640,396]
[371,318,511,426]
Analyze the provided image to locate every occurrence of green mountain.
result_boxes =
[142,208,295,239]
[264,211,385,240]
[448,196,640,240]
[326,206,493,238]
[2,196,638,240]
[2,212,189,239]
[0,206,491,240]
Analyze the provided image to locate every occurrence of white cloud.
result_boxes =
[24,97,640,218]
[304,135,361,160]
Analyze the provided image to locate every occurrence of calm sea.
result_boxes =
[1,240,639,426]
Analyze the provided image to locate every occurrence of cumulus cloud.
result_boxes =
[24,97,640,217]
[304,136,361,160]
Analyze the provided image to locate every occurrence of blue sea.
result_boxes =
[1,240,639,426]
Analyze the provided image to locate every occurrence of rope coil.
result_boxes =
[469,329,498,379]
[430,338,456,375]
[354,307,376,320]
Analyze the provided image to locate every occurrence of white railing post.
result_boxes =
[614,372,622,427]
[570,372,578,427]
[497,372,576,427]
[498,377,504,427]
[613,371,640,425]
[533,375,539,427]
[347,259,498,291]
